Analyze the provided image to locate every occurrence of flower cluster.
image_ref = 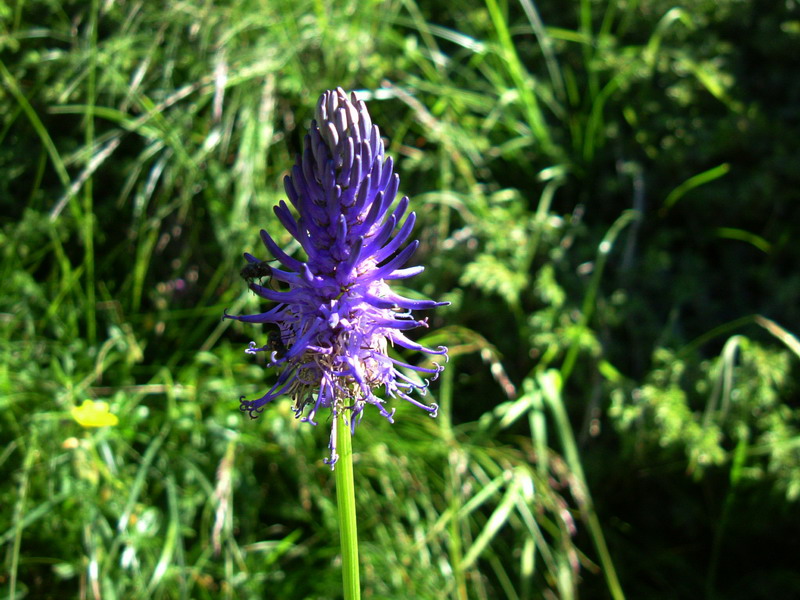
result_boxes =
[225,88,447,467]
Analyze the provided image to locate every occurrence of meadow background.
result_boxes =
[2,0,799,598]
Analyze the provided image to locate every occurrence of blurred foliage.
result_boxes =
[612,334,800,498]
[2,0,800,598]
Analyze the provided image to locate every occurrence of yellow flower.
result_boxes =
[71,400,119,428]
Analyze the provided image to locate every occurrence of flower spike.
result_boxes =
[225,88,448,467]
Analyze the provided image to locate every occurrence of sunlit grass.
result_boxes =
[2,0,799,598]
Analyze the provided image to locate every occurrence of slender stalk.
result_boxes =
[335,411,361,600]
[539,371,625,600]
[561,210,637,383]
[83,0,99,344]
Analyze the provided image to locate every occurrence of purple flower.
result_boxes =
[225,88,448,468]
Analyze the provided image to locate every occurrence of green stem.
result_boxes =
[335,411,361,600]
[539,370,625,600]
[561,210,638,384]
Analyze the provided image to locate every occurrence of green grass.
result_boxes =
[2,0,800,598]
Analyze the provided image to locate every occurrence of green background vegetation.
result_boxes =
[2,0,799,598]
